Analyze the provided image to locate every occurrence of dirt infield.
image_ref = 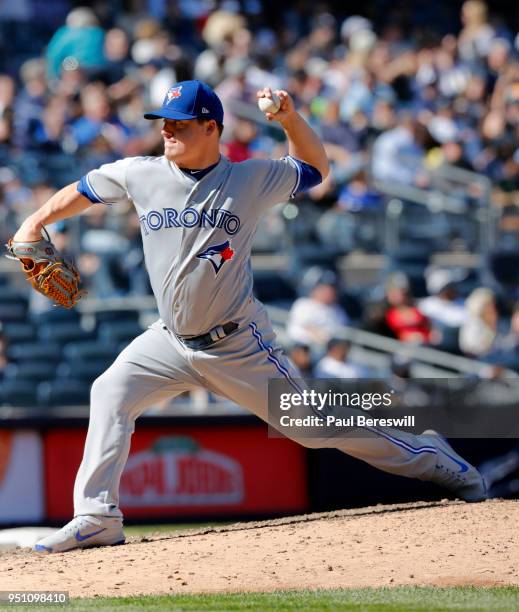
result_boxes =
[1,499,517,598]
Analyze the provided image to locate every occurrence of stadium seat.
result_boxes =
[94,309,140,324]
[0,302,28,323]
[253,270,297,308]
[284,201,323,243]
[397,204,452,250]
[4,361,58,382]
[30,307,80,325]
[432,325,461,355]
[485,250,519,300]
[37,379,91,407]
[485,350,519,372]
[316,209,383,253]
[38,323,96,344]
[7,342,62,363]
[339,289,364,322]
[0,379,38,407]
[63,340,121,363]
[57,360,114,383]
[1,323,37,343]
[0,287,29,304]
[289,244,339,278]
[386,244,431,298]
[98,321,144,344]
[118,340,132,353]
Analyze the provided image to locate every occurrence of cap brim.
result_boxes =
[143,108,198,120]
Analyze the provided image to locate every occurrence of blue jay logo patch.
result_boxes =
[196,241,235,275]
[166,86,182,102]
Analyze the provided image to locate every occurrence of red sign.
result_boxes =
[0,430,44,523]
[121,437,245,507]
[44,425,307,520]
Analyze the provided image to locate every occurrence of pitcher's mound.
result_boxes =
[1,499,517,598]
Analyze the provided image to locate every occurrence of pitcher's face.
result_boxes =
[161,119,217,167]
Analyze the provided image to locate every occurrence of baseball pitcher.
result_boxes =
[11,80,486,553]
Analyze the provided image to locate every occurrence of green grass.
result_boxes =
[5,587,519,611]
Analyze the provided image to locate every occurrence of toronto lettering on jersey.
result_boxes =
[138,207,241,236]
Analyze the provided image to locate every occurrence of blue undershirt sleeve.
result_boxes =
[285,156,323,196]
[77,174,105,204]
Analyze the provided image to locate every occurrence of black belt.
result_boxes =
[175,321,238,350]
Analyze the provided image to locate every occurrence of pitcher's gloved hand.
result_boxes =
[6,228,84,309]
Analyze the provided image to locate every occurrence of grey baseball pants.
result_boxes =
[74,308,440,518]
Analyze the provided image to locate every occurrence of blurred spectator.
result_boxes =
[340,16,373,46]
[69,82,130,153]
[458,1,496,63]
[32,96,68,153]
[371,115,429,186]
[287,342,313,379]
[78,205,133,297]
[336,170,383,213]
[320,100,362,153]
[215,57,254,138]
[419,268,467,328]
[222,119,257,162]
[368,273,432,344]
[340,71,394,123]
[0,75,14,157]
[287,277,349,346]
[426,114,474,171]
[459,287,498,356]
[99,28,132,86]
[497,303,519,353]
[12,59,47,150]
[0,168,33,242]
[484,303,519,369]
[314,338,369,378]
[319,99,366,187]
[195,11,246,86]
[45,7,106,80]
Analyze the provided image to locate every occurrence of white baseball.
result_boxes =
[258,94,281,114]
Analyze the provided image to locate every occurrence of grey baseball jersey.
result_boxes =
[80,155,299,336]
[72,154,481,519]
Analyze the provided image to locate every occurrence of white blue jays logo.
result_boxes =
[196,241,234,275]
[166,85,182,102]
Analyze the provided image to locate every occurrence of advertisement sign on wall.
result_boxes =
[120,436,245,508]
[0,430,44,523]
[44,424,307,520]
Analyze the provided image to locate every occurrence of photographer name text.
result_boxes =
[279,414,415,428]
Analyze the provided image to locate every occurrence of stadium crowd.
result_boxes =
[0,0,518,377]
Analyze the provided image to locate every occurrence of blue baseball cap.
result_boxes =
[143,80,224,124]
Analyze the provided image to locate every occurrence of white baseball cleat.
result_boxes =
[33,515,125,553]
[426,434,487,502]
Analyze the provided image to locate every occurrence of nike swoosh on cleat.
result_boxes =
[75,527,107,542]
[457,461,469,473]
[439,449,469,473]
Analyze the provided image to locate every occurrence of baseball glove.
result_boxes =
[6,228,84,309]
